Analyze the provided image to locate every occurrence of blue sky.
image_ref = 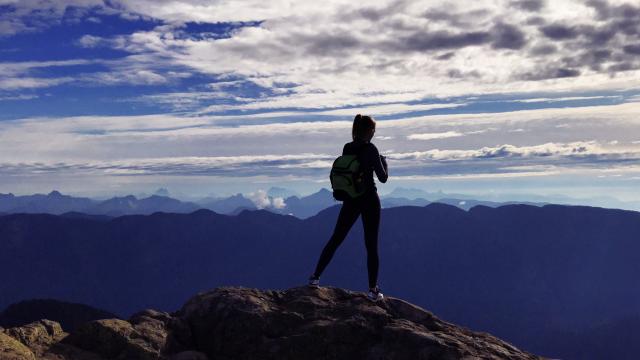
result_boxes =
[1,0,640,208]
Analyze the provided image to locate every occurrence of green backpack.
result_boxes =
[330,152,367,201]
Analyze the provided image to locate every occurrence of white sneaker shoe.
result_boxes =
[308,275,320,288]
[367,286,384,301]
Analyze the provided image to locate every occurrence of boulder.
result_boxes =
[0,331,36,360]
[61,318,160,359]
[4,319,67,355]
[170,286,541,360]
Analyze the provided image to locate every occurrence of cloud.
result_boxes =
[407,131,465,140]
[519,66,581,81]
[246,189,286,209]
[0,94,39,101]
[272,197,286,209]
[5,0,640,113]
[539,24,579,39]
[0,77,73,90]
[507,95,620,103]
[0,0,106,36]
[1,102,640,198]
[511,0,545,12]
[388,141,619,161]
[77,34,106,48]
[492,22,527,50]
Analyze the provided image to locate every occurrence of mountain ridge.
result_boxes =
[2,202,640,359]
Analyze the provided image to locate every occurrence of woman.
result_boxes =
[309,114,388,301]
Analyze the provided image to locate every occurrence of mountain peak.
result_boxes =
[48,190,63,197]
[153,188,170,197]
[0,286,541,359]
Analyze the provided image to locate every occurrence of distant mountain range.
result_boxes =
[1,203,640,359]
[0,187,550,218]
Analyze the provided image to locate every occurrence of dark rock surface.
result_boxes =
[0,286,542,359]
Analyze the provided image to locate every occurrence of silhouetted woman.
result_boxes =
[309,114,388,301]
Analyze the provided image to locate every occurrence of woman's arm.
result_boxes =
[370,145,388,183]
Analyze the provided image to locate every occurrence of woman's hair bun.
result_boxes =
[352,114,376,141]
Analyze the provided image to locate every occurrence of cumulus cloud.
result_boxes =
[246,189,286,209]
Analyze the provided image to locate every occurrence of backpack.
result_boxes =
[330,146,367,201]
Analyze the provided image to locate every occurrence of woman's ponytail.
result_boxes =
[352,114,375,141]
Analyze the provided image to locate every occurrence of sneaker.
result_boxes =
[367,286,384,302]
[308,275,320,288]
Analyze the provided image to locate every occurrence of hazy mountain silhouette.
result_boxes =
[0,299,118,332]
[267,186,300,198]
[197,193,257,214]
[85,194,200,216]
[153,188,170,197]
[0,191,200,216]
[384,187,444,200]
[380,196,431,208]
[0,188,581,218]
[0,191,95,214]
[1,203,639,359]
[433,197,546,210]
[278,188,338,218]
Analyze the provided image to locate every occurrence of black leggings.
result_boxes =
[313,191,381,288]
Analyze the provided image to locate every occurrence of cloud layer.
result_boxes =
[4,0,640,112]
[2,0,640,200]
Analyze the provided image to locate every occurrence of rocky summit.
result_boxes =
[0,286,542,360]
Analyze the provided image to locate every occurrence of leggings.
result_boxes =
[313,190,381,289]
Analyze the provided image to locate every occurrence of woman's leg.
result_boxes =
[361,192,381,289]
[312,200,361,278]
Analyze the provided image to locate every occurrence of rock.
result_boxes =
[4,319,67,355]
[171,286,542,360]
[167,350,209,360]
[0,331,36,360]
[2,286,543,360]
[128,309,173,354]
[61,318,161,359]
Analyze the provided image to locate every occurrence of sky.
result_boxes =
[1,0,640,207]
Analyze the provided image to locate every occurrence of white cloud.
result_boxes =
[0,77,73,90]
[407,131,464,140]
[311,103,465,116]
[1,98,640,196]
[0,94,39,101]
[509,95,622,103]
[5,0,640,114]
[388,141,632,161]
[7,0,631,112]
[272,197,286,209]
[246,189,286,209]
[77,34,105,48]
